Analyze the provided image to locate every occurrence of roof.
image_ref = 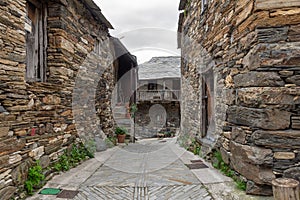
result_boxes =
[82,0,113,29]
[111,37,137,66]
[138,56,181,80]
[179,0,187,10]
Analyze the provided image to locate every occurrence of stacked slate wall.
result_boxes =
[0,0,115,198]
[179,0,300,195]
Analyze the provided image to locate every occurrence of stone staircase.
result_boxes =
[113,105,133,137]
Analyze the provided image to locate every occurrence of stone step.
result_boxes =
[116,119,131,124]
[113,113,128,118]
[113,106,127,113]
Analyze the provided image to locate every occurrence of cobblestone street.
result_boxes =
[27,138,273,200]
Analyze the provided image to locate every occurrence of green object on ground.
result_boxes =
[39,188,61,195]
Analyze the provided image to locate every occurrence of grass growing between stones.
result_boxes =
[53,143,95,172]
[105,136,117,147]
[25,161,45,195]
[181,137,247,191]
[24,143,95,197]
[190,139,202,156]
[212,150,247,191]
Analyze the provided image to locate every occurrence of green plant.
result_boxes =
[212,150,247,191]
[115,127,128,135]
[106,136,117,146]
[25,161,45,195]
[83,140,96,158]
[58,153,70,171]
[235,179,247,191]
[187,139,201,156]
[194,146,201,155]
[53,162,62,171]
[54,143,94,172]
[130,103,138,118]
[212,151,223,169]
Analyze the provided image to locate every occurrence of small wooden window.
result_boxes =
[94,39,101,55]
[25,0,47,82]
[201,0,208,14]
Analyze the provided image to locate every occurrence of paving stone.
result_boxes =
[27,139,272,200]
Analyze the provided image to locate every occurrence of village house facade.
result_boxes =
[178,0,300,196]
[0,0,136,198]
[135,57,181,138]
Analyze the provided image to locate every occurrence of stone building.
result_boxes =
[111,37,138,138]
[135,57,181,138]
[0,0,135,198]
[178,0,300,195]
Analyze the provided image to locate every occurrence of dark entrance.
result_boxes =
[201,69,214,138]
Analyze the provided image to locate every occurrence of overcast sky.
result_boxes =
[95,0,181,63]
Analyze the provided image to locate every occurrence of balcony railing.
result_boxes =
[137,90,181,102]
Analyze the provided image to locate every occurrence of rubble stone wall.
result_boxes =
[135,102,180,138]
[179,0,300,195]
[0,0,115,198]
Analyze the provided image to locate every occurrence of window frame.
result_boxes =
[148,81,158,91]
[201,0,208,14]
[94,38,101,55]
[25,0,47,82]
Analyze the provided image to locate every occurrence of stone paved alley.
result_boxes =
[27,138,273,200]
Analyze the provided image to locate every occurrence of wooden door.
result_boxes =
[201,78,209,137]
[201,70,213,138]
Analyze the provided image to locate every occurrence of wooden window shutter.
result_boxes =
[26,1,47,82]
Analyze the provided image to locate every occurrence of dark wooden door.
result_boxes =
[201,70,213,138]
[201,78,209,137]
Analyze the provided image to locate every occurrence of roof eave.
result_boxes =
[111,37,138,66]
[82,0,114,29]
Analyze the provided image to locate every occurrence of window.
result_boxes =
[25,0,47,82]
[148,81,157,90]
[201,0,208,14]
[94,38,101,55]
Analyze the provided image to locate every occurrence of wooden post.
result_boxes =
[272,178,300,200]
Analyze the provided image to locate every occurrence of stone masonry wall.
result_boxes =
[135,102,180,138]
[0,0,115,198]
[179,0,300,195]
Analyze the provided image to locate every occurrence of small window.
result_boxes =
[25,0,47,82]
[148,81,157,90]
[94,39,101,55]
[201,0,208,14]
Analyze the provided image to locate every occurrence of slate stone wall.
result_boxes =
[179,0,300,195]
[135,102,180,138]
[0,0,115,198]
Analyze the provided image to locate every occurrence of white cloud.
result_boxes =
[94,0,181,60]
[96,0,180,33]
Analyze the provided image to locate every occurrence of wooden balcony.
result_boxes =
[137,90,181,102]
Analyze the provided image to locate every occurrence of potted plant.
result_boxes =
[115,127,128,143]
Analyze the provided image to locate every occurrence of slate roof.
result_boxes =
[82,0,113,29]
[138,56,181,80]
